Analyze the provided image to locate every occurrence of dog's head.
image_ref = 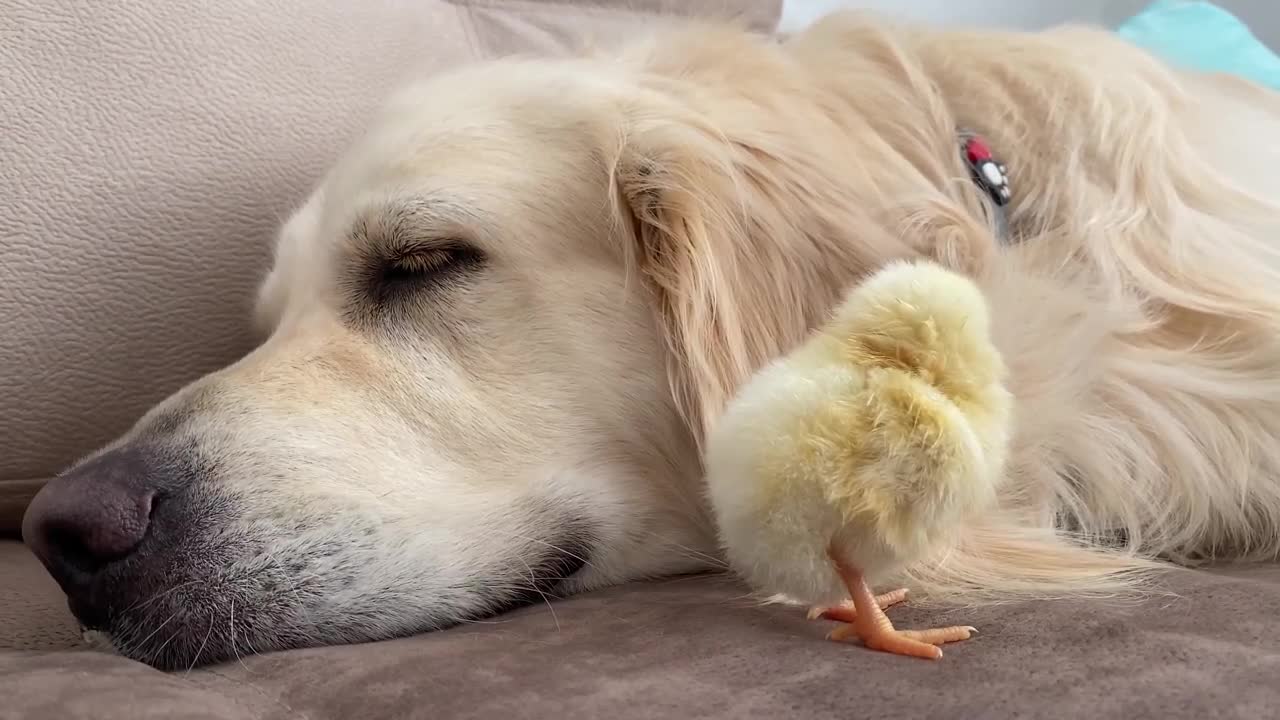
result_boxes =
[21,44,839,669]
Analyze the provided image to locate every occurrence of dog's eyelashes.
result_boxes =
[370,242,485,300]
[341,238,486,328]
[382,248,460,284]
[340,240,488,327]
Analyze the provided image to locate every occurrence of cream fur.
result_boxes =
[80,11,1280,666]
[620,15,1280,604]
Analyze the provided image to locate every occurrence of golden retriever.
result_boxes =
[22,11,1280,669]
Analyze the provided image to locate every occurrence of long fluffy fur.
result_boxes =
[611,13,1280,603]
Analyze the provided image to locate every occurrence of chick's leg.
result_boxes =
[826,556,975,660]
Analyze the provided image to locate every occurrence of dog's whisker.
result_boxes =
[633,530,729,570]
[516,556,561,633]
[128,610,180,656]
[184,611,217,676]
[146,627,183,668]
[122,579,200,615]
[492,529,597,569]
[228,596,251,673]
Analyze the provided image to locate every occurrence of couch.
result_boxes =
[3,1,1279,718]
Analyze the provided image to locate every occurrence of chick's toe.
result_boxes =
[831,621,974,660]
[807,588,910,623]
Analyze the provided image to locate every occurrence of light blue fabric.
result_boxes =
[1116,0,1280,90]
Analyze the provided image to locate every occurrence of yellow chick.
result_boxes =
[704,260,1013,660]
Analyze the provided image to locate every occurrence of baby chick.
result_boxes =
[705,260,1013,659]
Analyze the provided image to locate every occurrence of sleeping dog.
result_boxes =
[23,12,1280,669]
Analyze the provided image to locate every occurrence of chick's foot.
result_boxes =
[829,620,976,659]
[825,554,975,660]
[806,588,910,623]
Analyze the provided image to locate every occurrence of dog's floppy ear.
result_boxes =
[611,101,831,447]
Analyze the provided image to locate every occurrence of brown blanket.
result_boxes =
[2,541,1277,719]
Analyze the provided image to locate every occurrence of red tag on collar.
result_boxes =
[962,134,1012,207]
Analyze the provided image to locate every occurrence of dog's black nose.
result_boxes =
[22,447,160,625]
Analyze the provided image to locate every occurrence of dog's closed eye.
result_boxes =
[345,239,487,325]
[378,243,484,289]
[373,241,485,301]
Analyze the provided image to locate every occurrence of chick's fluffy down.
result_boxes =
[705,261,1012,606]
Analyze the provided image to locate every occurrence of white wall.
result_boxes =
[780,0,1278,50]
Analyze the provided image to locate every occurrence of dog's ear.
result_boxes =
[255,189,326,337]
[611,104,827,447]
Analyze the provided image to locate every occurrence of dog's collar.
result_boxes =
[958,131,1012,241]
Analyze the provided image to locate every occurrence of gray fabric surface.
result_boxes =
[2,541,1277,719]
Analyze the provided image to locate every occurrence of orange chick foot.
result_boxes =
[806,588,910,623]
[824,549,977,660]
[829,620,976,660]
